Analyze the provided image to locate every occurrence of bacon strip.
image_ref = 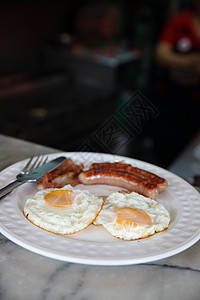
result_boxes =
[90,162,168,192]
[78,169,159,199]
[37,158,84,190]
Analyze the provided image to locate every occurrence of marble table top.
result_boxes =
[0,134,200,300]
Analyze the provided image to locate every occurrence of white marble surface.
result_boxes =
[0,134,200,300]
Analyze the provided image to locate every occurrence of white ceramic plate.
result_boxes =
[0,152,200,266]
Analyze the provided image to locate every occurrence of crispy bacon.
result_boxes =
[37,158,84,190]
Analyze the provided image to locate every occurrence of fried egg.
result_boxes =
[24,185,104,235]
[95,191,170,240]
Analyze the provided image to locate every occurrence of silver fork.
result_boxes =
[0,155,48,198]
[16,155,48,181]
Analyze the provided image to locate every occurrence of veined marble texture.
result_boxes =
[0,134,200,300]
[0,234,200,300]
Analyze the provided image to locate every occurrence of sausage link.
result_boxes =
[90,162,168,192]
[79,169,159,199]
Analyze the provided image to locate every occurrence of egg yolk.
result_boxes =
[44,190,74,209]
[114,207,152,228]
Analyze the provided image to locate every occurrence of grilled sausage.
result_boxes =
[79,169,159,199]
[90,162,168,192]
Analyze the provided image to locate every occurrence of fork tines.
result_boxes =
[22,155,48,172]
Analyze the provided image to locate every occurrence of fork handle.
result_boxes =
[0,180,24,198]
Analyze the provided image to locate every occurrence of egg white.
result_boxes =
[96,191,170,240]
[24,185,104,235]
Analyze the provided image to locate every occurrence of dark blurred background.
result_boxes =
[0,0,199,169]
